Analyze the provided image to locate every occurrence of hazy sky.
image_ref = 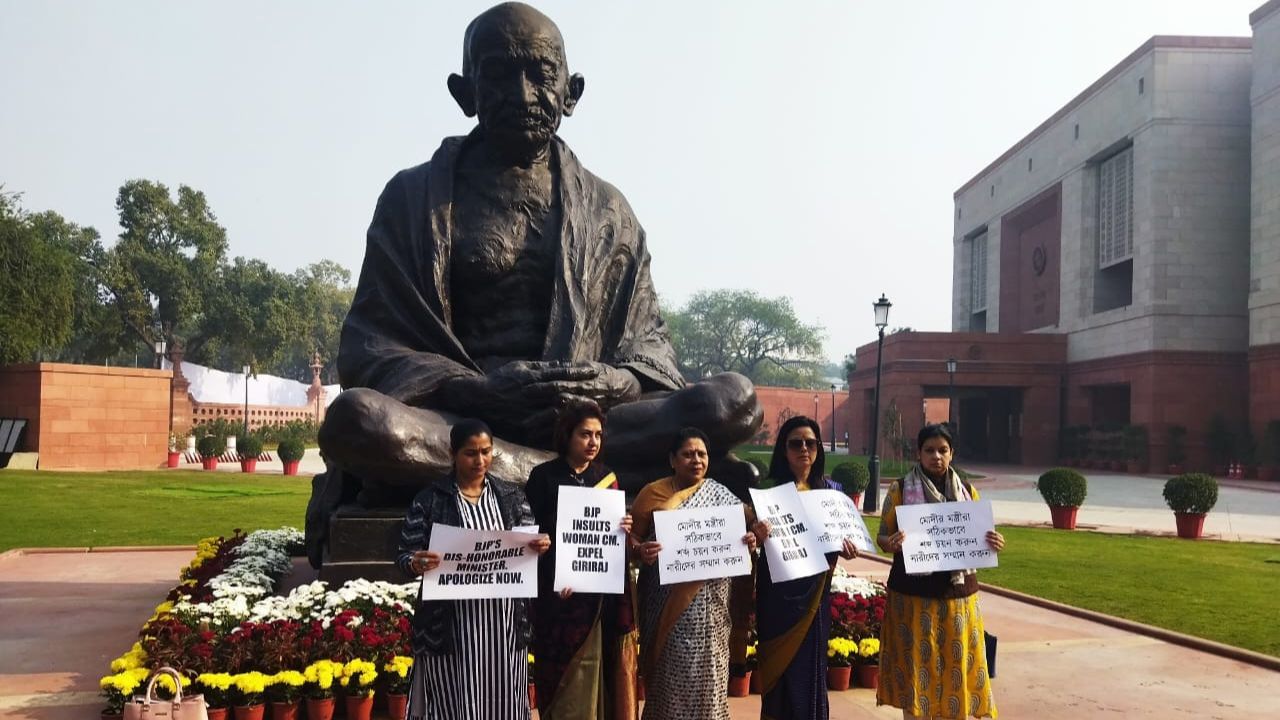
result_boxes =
[0,0,1265,363]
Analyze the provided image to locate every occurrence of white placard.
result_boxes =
[553,486,627,594]
[894,500,998,573]
[420,524,540,600]
[801,489,876,553]
[652,503,751,585]
[749,484,830,582]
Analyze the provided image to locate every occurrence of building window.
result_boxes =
[1097,146,1134,268]
[969,231,988,313]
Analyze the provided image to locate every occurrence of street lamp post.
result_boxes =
[946,357,957,431]
[812,394,819,424]
[242,364,251,437]
[865,294,892,513]
[830,383,837,452]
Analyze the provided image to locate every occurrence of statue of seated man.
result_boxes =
[307,2,762,563]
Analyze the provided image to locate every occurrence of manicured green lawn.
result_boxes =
[0,469,311,551]
[4,469,1276,658]
[860,517,1280,658]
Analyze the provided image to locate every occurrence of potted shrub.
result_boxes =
[231,671,268,720]
[1167,425,1187,475]
[338,659,377,720]
[265,670,304,720]
[197,434,224,471]
[382,656,412,720]
[855,637,880,689]
[278,438,305,476]
[831,461,870,506]
[166,429,185,468]
[1035,468,1087,530]
[195,673,234,720]
[302,660,338,720]
[237,434,264,473]
[1121,425,1147,474]
[825,637,855,691]
[1162,473,1219,539]
[1260,420,1280,482]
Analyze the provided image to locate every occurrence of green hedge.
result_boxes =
[1163,474,1218,514]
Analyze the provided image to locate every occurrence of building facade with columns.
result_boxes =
[851,1,1280,471]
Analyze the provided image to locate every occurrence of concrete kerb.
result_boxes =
[858,551,1280,672]
[0,545,195,563]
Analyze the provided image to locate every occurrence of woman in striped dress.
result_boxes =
[397,419,551,720]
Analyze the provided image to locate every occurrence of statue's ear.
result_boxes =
[563,73,585,117]
[448,73,477,117]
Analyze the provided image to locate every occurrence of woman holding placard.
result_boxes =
[751,416,858,719]
[396,418,551,720]
[632,427,758,720]
[525,399,638,720]
[876,423,1004,720]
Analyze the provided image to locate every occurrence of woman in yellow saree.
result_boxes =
[631,427,758,720]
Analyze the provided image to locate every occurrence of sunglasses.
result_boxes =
[786,438,819,451]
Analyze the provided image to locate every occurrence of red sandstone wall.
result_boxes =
[1249,345,1280,438]
[0,363,172,470]
[1067,351,1248,471]
[0,364,44,451]
[752,386,850,448]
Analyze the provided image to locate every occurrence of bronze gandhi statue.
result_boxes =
[306,2,762,567]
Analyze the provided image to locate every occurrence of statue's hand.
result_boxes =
[529,362,641,409]
[440,361,590,413]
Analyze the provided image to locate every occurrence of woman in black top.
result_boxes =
[525,399,638,720]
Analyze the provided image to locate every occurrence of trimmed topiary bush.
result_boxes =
[1036,468,1088,507]
[1163,473,1219,514]
[237,434,264,459]
[277,438,306,463]
[196,434,223,460]
[831,460,870,495]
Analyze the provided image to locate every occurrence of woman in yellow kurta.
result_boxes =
[876,424,1004,720]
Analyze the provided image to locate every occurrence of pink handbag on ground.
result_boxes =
[123,667,209,720]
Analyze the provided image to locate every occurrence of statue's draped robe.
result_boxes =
[338,133,684,407]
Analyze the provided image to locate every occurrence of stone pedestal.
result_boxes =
[319,505,407,584]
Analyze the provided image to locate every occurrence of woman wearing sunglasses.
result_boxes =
[750,416,858,719]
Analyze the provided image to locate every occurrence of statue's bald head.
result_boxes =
[461,3,567,79]
[448,2,585,164]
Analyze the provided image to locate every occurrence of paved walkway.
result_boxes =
[924,464,1280,543]
[1,550,1277,720]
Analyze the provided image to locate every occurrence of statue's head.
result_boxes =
[449,2,585,162]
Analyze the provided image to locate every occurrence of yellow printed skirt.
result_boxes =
[876,590,997,719]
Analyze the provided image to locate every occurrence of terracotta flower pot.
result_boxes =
[167,451,182,468]
[283,460,301,476]
[856,664,880,689]
[1048,505,1079,530]
[202,457,219,471]
[233,705,265,720]
[1174,512,1207,539]
[826,665,852,691]
[305,697,334,720]
[241,458,258,473]
[851,492,863,508]
[385,693,407,720]
[344,694,373,720]
[727,671,751,697]
[270,702,299,720]
[207,709,229,720]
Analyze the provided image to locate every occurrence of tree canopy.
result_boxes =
[0,183,353,380]
[665,289,826,388]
